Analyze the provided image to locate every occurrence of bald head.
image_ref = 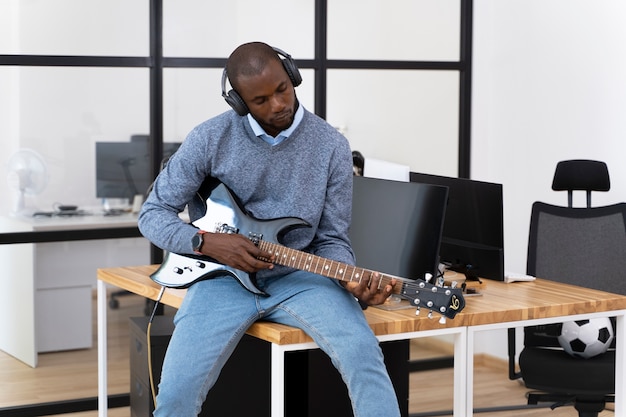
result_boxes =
[226,42,283,92]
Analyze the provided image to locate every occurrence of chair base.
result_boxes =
[527,391,614,417]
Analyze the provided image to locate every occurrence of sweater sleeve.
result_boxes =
[137,124,213,254]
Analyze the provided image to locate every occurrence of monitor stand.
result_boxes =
[101,198,130,214]
[448,263,483,284]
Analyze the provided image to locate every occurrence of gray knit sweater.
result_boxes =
[138,108,356,279]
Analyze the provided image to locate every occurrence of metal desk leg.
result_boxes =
[454,328,468,417]
[270,343,286,417]
[97,279,108,417]
[464,328,476,417]
[615,312,626,417]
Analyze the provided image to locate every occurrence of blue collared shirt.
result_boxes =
[247,104,304,146]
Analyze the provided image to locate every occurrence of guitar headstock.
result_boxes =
[396,278,465,323]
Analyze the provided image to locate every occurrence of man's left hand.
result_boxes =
[341,272,396,306]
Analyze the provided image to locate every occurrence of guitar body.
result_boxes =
[150,182,310,294]
[150,181,465,320]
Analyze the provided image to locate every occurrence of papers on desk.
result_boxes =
[363,158,410,182]
[504,272,536,283]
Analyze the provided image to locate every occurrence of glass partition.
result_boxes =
[0,67,149,214]
[326,69,459,177]
[163,0,315,58]
[328,0,461,61]
[0,0,148,56]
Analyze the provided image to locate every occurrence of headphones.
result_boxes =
[221,46,302,116]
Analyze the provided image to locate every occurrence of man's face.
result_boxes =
[236,59,297,137]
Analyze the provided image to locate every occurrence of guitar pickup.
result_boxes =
[215,223,238,234]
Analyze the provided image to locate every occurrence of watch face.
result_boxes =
[192,233,202,251]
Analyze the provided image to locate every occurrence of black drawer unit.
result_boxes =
[129,315,271,416]
[129,315,409,417]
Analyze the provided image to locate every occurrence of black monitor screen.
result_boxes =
[350,176,448,281]
[96,141,180,200]
[410,172,504,281]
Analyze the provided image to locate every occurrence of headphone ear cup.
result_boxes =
[282,59,302,87]
[224,89,249,116]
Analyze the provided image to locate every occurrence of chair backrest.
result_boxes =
[523,201,626,349]
[527,202,626,295]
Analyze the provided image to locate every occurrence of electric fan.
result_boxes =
[6,148,48,215]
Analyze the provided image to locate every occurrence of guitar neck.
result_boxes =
[259,240,403,294]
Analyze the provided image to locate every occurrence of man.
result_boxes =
[138,41,400,417]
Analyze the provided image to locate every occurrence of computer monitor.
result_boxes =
[95,141,180,201]
[350,176,448,281]
[410,172,505,281]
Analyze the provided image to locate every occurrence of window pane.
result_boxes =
[0,0,148,56]
[326,70,459,177]
[163,0,315,58]
[328,0,460,61]
[0,67,149,215]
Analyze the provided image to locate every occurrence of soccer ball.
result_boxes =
[557,317,614,359]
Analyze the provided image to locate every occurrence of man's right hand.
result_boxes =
[200,232,276,272]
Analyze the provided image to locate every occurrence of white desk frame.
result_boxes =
[268,328,468,417]
[97,279,626,417]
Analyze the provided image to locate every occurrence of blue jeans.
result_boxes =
[153,270,401,417]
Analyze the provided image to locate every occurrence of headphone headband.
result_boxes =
[221,46,302,116]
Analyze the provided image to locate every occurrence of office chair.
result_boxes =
[508,160,626,417]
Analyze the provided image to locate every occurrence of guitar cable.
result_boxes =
[147,286,166,409]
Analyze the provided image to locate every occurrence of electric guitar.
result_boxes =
[150,182,465,321]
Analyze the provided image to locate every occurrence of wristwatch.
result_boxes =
[192,230,207,254]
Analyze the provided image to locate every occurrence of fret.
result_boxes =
[277,246,288,266]
[284,246,294,268]
[347,265,355,282]
[290,247,303,270]
[336,262,345,280]
[321,259,331,277]
[354,267,363,284]
[303,253,312,271]
[341,264,354,283]
[311,254,319,275]
[326,259,335,279]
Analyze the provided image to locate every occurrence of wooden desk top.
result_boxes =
[98,265,626,345]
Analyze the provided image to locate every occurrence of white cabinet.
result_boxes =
[0,213,150,367]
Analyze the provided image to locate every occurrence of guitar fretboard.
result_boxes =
[258,240,402,295]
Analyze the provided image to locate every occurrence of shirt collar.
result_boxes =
[247,104,304,146]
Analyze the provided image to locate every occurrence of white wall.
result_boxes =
[473,0,626,273]
[471,0,626,359]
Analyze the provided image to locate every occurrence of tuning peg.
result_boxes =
[424,272,432,283]
[415,307,420,316]
[437,276,445,287]
[428,310,433,319]
[439,316,447,325]
[450,281,458,288]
